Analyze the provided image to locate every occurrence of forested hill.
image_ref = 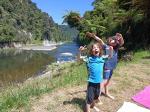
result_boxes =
[0,0,75,44]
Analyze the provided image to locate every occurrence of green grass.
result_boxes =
[133,50,150,61]
[0,83,53,112]
[0,62,87,112]
[0,50,149,112]
[118,50,150,66]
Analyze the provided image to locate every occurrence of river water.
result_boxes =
[0,42,79,87]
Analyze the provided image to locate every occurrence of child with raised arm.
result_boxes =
[86,32,124,100]
[78,42,113,112]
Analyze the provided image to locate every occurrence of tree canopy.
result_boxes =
[63,0,150,50]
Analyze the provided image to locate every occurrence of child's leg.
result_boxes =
[93,106,100,112]
[100,83,103,95]
[103,70,114,99]
[85,82,95,112]
[85,101,100,112]
[104,79,110,94]
[96,83,103,105]
[85,103,91,112]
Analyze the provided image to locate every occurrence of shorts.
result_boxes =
[86,82,100,104]
[103,69,113,80]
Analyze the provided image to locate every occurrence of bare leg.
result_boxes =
[104,79,109,95]
[104,79,114,99]
[100,83,103,95]
[93,106,100,112]
[91,101,100,112]
[90,101,95,108]
[95,98,103,105]
[85,103,90,112]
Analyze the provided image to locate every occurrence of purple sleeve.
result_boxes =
[102,44,107,50]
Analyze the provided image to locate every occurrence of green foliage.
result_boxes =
[63,0,150,49]
[0,0,75,45]
[63,11,81,28]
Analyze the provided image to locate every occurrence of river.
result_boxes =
[0,42,79,87]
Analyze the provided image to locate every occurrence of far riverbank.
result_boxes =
[19,42,63,51]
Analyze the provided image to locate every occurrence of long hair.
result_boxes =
[88,41,103,56]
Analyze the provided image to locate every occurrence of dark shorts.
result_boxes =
[103,69,113,79]
[86,82,100,104]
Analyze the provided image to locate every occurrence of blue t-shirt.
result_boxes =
[103,44,119,70]
[84,56,106,83]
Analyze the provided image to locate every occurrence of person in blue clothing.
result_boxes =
[78,42,113,112]
[86,32,124,100]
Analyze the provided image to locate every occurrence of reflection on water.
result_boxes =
[0,49,55,86]
[0,42,79,87]
[52,42,79,62]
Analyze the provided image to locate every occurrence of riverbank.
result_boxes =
[0,42,79,87]
[19,42,63,51]
[0,50,150,112]
[26,61,76,81]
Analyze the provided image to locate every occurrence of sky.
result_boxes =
[31,0,94,25]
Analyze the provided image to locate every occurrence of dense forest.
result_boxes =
[63,0,150,51]
[0,0,77,45]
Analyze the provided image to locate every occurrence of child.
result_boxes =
[78,42,113,112]
[86,32,124,99]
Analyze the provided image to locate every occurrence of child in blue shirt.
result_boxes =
[78,42,113,112]
[86,32,124,100]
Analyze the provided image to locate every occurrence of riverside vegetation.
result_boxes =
[0,50,150,112]
[0,0,78,46]
[63,0,150,50]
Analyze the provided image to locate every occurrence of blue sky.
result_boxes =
[31,0,94,25]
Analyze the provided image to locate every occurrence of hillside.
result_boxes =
[0,0,75,44]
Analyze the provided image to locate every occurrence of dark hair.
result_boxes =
[107,36,115,43]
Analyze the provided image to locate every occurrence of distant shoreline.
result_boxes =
[19,42,63,51]
[19,45,57,51]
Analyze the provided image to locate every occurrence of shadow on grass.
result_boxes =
[69,90,86,95]
[63,97,85,110]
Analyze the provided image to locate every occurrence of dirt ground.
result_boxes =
[25,58,150,112]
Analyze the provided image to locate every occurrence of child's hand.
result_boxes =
[115,33,124,46]
[115,33,122,41]
[79,45,87,52]
[86,32,95,38]
[108,46,113,58]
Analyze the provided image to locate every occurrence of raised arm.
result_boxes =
[77,46,87,61]
[86,32,105,45]
[109,46,113,58]
[115,33,124,46]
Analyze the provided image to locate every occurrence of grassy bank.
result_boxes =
[0,50,150,112]
[0,62,87,112]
